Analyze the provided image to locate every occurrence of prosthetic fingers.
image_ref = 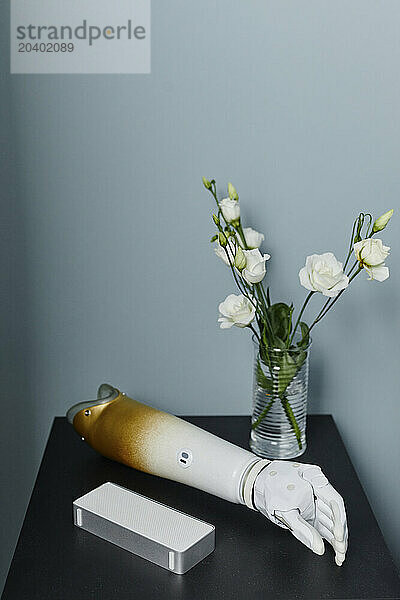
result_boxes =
[67,384,348,565]
[252,460,348,565]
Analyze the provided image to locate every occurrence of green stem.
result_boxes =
[210,183,220,210]
[281,395,302,449]
[266,287,271,307]
[285,306,294,347]
[254,284,274,342]
[344,212,374,271]
[364,213,373,238]
[289,291,314,345]
[311,296,331,327]
[210,196,275,346]
[347,261,359,276]
[258,282,270,308]
[223,245,257,309]
[309,260,359,331]
[248,324,261,344]
[251,397,275,430]
[236,222,275,341]
[236,222,248,248]
[260,328,273,373]
[343,218,357,271]
[309,267,362,331]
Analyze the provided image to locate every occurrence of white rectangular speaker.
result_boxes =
[73,482,215,574]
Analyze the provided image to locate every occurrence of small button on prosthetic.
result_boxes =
[287,484,295,490]
[269,470,277,476]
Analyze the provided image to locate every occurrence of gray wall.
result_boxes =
[2,0,399,591]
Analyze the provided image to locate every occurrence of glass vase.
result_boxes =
[250,335,311,460]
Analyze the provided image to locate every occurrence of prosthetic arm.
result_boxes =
[67,384,348,565]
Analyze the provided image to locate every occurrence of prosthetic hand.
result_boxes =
[67,384,348,565]
[252,460,348,566]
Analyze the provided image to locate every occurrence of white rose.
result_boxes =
[218,294,256,329]
[219,197,240,223]
[353,238,390,282]
[214,237,236,266]
[242,249,270,284]
[299,252,349,297]
[238,227,265,249]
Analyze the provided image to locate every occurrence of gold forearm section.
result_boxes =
[68,384,259,503]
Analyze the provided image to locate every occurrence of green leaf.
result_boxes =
[273,337,286,350]
[278,352,298,395]
[298,321,310,349]
[256,360,273,392]
[267,302,292,342]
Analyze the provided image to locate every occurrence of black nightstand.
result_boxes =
[2,415,400,599]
